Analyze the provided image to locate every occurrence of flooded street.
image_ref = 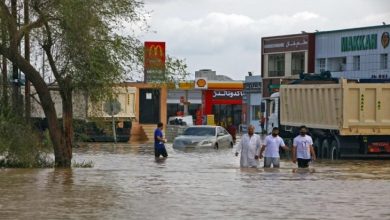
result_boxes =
[1,143,390,220]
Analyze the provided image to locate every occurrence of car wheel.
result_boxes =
[214,143,219,150]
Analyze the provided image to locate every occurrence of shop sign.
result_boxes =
[144,41,166,82]
[213,90,243,99]
[195,78,208,89]
[263,35,309,53]
[244,82,262,91]
[341,34,377,52]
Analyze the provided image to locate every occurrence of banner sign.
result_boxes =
[212,90,243,99]
[144,41,166,82]
[263,35,309,53]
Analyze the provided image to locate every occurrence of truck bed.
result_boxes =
[280,79,390,135]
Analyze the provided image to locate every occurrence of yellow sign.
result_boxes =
[207,114,215,125]
[195,77,208,89]
[178,82,194,90]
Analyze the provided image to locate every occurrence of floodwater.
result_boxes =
[1,143,390,220]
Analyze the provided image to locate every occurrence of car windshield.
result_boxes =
[183,127,215,136]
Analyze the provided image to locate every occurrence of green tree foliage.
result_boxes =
[0,0,189,167]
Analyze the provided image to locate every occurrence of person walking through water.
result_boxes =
[259,127,289,168]
[154,122,168,158]
[235,125,261,168]
[292,125,316,168]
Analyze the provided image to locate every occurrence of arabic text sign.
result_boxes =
[212,90,243,99]
[263,35,309,53]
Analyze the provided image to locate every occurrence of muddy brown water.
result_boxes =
[1,143,390,220]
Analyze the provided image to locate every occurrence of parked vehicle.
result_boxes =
[173,126,233,149]
[265,78,390,159]
[168,116,194,126]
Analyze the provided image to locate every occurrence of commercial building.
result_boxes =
[242,75,263,133]
[261,33,316,97]
[315,25,390,79]
[194,69,243,128]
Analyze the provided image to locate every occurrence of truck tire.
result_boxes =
[321,139,330,159]
[329,140,340,160]
[313,138,322,159]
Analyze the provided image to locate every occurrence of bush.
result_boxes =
[0,107,53,168]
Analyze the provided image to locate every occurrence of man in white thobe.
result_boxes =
[235,125,262,168]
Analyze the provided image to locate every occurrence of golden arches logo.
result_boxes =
[147,45,164,57]
[196,78,207,87]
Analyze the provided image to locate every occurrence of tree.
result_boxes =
[0,0,188,167]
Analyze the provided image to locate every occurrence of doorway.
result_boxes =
[139,89,160,124]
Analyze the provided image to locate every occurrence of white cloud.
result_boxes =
[137,0,390,80]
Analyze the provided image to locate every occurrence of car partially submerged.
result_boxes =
[173,126,233,149]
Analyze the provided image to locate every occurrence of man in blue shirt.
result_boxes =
[154,122,168,158]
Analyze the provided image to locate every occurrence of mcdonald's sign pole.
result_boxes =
[144,41,166,82]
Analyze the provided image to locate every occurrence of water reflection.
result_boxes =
[0,143,389,219]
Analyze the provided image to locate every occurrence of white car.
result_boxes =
[173,126,234,149]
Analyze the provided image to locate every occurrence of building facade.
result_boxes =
[242,75,263,133]
[315,25,390,79]
[261,33,315,97]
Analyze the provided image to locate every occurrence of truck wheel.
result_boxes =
[313,138,322,159]
[329,140,340,160]
[321,139,330,159]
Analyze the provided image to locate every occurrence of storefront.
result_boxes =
[200,81,243,128]
[315,25,390,79]
[167,88,202,122]
[242,75,263,133]
[261,33,315,97]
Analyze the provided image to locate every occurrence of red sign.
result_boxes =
[144,41,166,81]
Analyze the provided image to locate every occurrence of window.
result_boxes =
[353,56,360,71]
[251,105,261,121]
[268,54,285,77]
[291,52,305,75]
[318,58,326,72]
[381,54,388,69]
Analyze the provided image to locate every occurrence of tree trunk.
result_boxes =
[0,46,71,167]
[61,83,73,167]
[24,0,31,120]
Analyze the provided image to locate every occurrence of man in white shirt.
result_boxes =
[292,125,316,168]
[259,127,289,168]
[235,125,261,168]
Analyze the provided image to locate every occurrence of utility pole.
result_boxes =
[24,0,31,119]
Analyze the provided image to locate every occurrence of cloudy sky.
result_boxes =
[138,0,390,80]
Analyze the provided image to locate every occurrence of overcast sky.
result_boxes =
[138,0,390,80]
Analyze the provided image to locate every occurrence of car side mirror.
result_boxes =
[217,132,225,137]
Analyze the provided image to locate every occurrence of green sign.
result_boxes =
[341,34,377,52]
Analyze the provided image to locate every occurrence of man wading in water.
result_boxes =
[235,125,261,168]
[154,122,168,159]
[292,125,316,171]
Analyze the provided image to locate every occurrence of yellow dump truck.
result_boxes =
[267,79,390,159]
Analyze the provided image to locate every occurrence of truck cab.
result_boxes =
[265,92,280,134]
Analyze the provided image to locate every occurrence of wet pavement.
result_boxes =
[1,143,390,220]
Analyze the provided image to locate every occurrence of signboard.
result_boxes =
[263,35,308,53]
[341,34,377,52]
[244,82,262,91]
[207,114,215,125]
[144,41,166,82]
[195,77,208,89]
[212,90,243,99]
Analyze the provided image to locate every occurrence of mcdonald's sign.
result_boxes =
[144,41,166,82]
